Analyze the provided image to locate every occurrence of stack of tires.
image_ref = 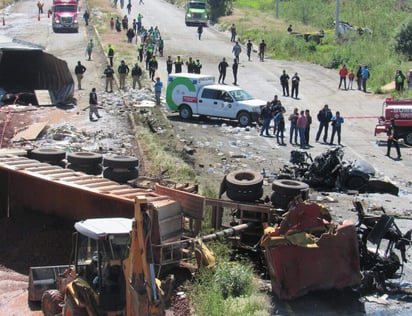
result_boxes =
[225,170,264,203]
[67,152,103,175]
[103,155,139,183]
[29,148,66,167]
[271,179,309,210]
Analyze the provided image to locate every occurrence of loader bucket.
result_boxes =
[28,265,69,301]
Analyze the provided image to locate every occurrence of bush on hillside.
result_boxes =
[394,20,412,60]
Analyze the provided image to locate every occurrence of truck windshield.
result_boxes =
[55,5,77,12]
[188,2,206,9]
[229,89,254,101]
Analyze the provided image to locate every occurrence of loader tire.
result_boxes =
[103,155,139,169]
[30,148,66,162]
[67,152,103,166]
[226,170,263,191]
[271,179,309,195]
[42,289,63,316]
[63,294,87,316]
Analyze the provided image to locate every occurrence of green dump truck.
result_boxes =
[185,0,208,26]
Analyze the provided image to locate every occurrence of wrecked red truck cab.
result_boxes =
[261,202,361,300]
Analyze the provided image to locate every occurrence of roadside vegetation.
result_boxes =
[217,0,412,97]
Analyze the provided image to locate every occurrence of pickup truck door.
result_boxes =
[198,88,235,118]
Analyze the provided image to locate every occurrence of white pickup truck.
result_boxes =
[166,74,265,126]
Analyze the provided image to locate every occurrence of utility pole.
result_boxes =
[335,0,340,38]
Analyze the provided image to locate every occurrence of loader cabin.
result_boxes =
[74,218,132,308]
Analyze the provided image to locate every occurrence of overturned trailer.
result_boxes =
[0,35,74,106]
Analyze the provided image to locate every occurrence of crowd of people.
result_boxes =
[259,97,345,149]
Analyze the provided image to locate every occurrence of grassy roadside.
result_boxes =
[214,0,412,97]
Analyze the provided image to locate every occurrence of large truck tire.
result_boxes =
[404,131,412,146]
[41,289,63,316]
[226,187,263,203]
[63,294,87,316]
[226,170,263,191]
[345,176,368,190]
[67,163,103,176]
[67,152,103,166]
[103,155,139,169]
[272,179,309,195]
[30,148,66,162]
[103,167,139,183]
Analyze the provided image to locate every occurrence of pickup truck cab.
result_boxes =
[166,74,265,126]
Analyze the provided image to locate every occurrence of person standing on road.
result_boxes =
[74,61,86,90]
[330,111,344,146]
[86,39,94,61]
[148,55,158,81]
[230,24,236,42]
[154,77,163,106]
[274,109,286,145]
[297,110,308,149]
[166,56,173,75]
[186,57,195,73]
[356,65,363,90]
[107,44,115,67]
[361,65,370,93]
[89,88,102,121]
[246,39,253,61]
[174,56,184,73]
[315,104,332,143]
[291,72,300,99]
[288,107,299,144]
[126,27,135,43]
[258,40,266,62]
[83,9,90,26]
[194,59,202,74]
[197,24,203,40]
[103,65,114,92]
[270,95,284,135]
[348,69,355,90]
[131,63,143,89]
[137,43,144,62]
[338,64,348,90]
[232,41,242,63]
[218,57,229,84]
[127,1,132,14]
[232,59,238,85]
[305,109,312,146]
[260,102,272,136]
[280,70,290,97]
[386,118,401,160]
[118,60,130,90]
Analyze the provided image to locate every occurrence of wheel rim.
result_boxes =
[238,113,250,126]
[180,106,191,119]
[405,132,412,145]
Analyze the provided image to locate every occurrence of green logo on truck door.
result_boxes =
[166,77,196,111]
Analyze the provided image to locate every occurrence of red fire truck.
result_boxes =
[375,97,412,145]
[52,0,79,33]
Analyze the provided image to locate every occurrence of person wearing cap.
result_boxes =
[291,72,300,99]
[118,60,130,90]
[154,77,163,106]
[386,118,401,160]
[103,64,114,93]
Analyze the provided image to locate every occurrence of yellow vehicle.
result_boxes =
[29,196,167,316]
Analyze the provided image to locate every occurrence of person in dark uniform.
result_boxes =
[218,57,229,84]
[174,56,184,73]
[386,118,402,160]
[280,70,290,97]
[232,59,238,85]
[166,56,173,75]
[291,72,300,99]
[74,61,86,90]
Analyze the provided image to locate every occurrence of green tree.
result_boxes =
[394,20,412,59]
[208,0,233,22]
